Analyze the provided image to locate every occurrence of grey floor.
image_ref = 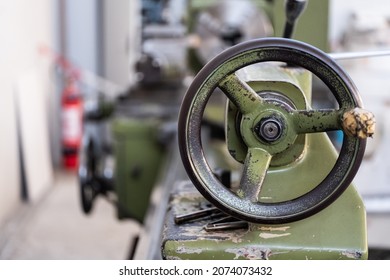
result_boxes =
[0,171,140,259]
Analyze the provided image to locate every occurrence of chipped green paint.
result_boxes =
[259,226,290,232]
[238,148,272,202]
[225,247,272,260]
[259,232,291,239]
[162,177,367,260]
[219,74,263,115]
[292,109,344,134]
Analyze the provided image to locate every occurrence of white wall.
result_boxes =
[0,0,54,225]
[102,0,141,88]
[329,0,390,46]
[65,0,101,77]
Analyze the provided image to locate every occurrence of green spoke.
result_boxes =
[219,73,263,115]
[237,148,272,202]
[291,109,343,134]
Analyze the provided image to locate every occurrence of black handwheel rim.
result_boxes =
[178,38,366,224]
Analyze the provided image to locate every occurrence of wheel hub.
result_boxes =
[255,117,284,143]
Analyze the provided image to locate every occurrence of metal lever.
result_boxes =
[204,216,248,232]
[174,207,221,224]
[283,0,308,39]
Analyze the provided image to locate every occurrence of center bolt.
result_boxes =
[255,117,284,143]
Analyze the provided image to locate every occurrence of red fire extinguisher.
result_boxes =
[61,77,83,170]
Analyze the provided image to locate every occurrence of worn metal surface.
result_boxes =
[178,38,368,224]
[161,181,367,260]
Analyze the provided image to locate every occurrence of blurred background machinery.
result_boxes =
[1,0,390,260]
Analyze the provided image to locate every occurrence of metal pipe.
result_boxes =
[330,50,390,61]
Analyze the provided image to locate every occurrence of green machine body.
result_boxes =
[113,118,165,222]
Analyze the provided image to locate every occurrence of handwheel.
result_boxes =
[178,38,375,224]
